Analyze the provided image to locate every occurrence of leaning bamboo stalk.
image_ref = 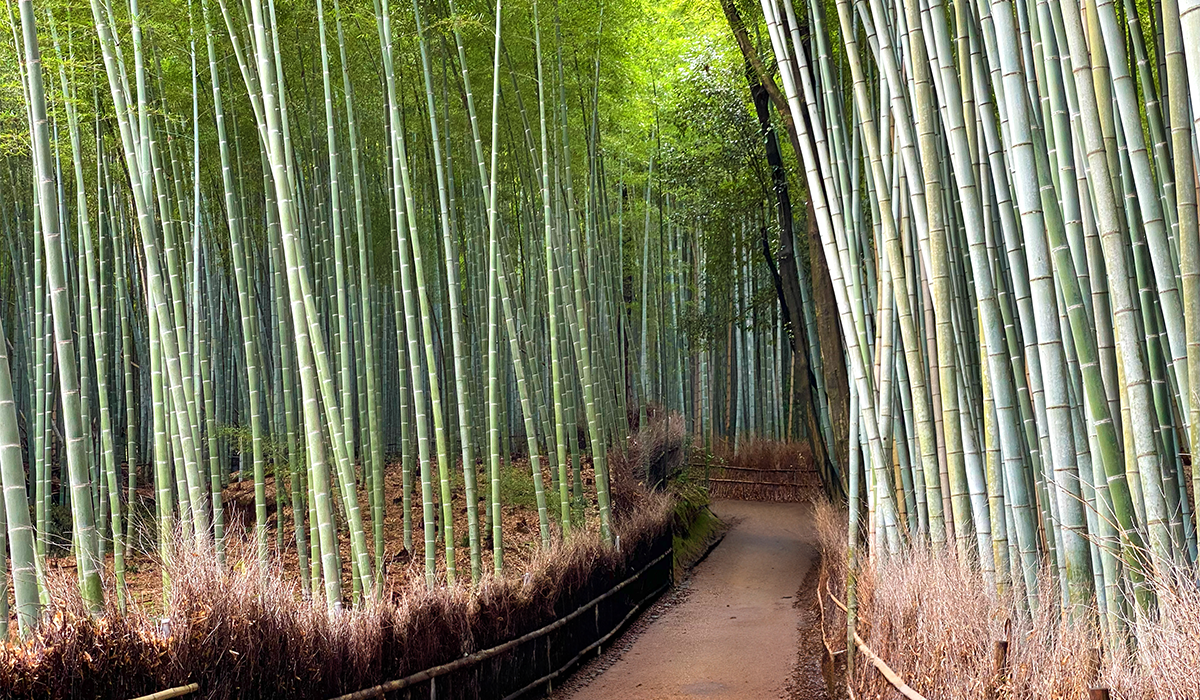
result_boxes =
[0,277,39,633]
[373,0,442,586]
[1180,0,1200,547]
[413,0,478,582]
[238,0,352,603]
[20,0,104,611]
[483,0,505,574]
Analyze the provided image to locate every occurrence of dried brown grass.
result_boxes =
[0,487,673,700]
[812,500,1200,700]
[1105,568,1200,699]
[608,408,687,514]
[711,437,815,472]
[708,438,819,501]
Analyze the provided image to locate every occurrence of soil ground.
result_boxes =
[37,455,580,613]
[559,499,826,700]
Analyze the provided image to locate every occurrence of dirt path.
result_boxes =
[561,500,824,700]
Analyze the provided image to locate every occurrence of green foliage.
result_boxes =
[670,475,720,573]
[0,0,795,605]
[657,41,767,219]
[39,503,74,558]
[672,504,720,572]
[215,423,291,477]
[496,460,540,513]
[0,0,773,335]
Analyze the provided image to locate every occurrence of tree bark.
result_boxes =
[809,198,848,471]
[721,0,815,436]
[721,0,847,492]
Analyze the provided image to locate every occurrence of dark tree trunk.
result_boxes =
[808,198,848,471]
[720,0,847,494]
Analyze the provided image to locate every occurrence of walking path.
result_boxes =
[563,500,823,700]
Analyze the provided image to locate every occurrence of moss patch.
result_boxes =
[671,482,726,575]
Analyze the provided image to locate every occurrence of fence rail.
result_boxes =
[128,684,199,700]
[708,469,818,502]
[697,458,821,503]
[710,464,812,473]
[821,580,927,700]
[331,546,672,700]
[130,535,673,700]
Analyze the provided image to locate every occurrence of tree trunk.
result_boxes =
[721,0,841,489]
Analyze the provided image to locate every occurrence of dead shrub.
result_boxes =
[608,406,686,516]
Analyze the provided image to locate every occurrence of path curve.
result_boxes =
[563,499,822,700]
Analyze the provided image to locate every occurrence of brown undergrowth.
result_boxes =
[610,407,686,501]
[708,438,819,501]
[813,501,1200,700]
[0,415,688,699]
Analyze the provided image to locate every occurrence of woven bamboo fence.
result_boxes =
[707,463,821,502]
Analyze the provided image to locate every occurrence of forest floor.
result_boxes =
[555,499,828,700]
[33,455,580,612]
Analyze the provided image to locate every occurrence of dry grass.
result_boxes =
[812,500,1200,700]
[0,430,681,700]
[0,498,671,699]
[711,437,814,471]
[707,438,819,501]
[608,407,687,515]
[1108,569,1200,699]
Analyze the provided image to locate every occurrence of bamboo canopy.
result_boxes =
[0,0,809,641]
[2,0,1198,663]
[745,0,1200,655]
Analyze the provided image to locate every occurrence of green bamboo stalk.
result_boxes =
[332,0,384,580]
[413,0,479,581]
[0,282,39,634]
[20,0,103,611]
[374,0,441,585]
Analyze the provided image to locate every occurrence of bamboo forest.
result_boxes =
[1,0,1200,697]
